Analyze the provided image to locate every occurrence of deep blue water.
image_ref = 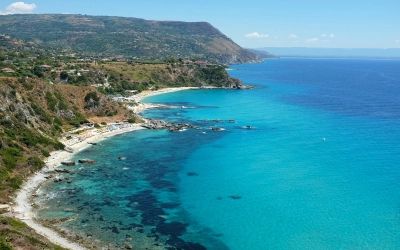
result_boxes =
[36,58,400,249]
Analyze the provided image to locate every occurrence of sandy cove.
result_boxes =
[132,87,200,102]
[129,86,217,114]
[11,87,202,249]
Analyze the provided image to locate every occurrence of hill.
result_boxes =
[0,14,261,64]
[247,49,279,59]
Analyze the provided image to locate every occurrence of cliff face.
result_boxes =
[0,78,135,204]
[0,14,261,64]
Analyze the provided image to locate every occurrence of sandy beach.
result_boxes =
[128,86,217,114]
[132,87,200,102]
[11,87,203,249]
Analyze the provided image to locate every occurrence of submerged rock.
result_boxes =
[187,172,199,176]
[228,195,242,200]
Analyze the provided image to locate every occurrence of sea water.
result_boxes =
[36,58,400,249]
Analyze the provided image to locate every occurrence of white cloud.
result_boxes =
[330,34,334,38]
[245,32,269,38]
[321,34,327,37]
[289,34,298,39]
[307,38,319,43]
[0,2,36,15]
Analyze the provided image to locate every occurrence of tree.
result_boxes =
[32,66,43,78]
[60,71,68,80]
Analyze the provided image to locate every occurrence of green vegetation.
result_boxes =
[0,216,66,249]
[0,14,260,64]
[0,77,133,204]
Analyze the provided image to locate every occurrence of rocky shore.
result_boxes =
[10,87,214,249]
[11,86,245,249]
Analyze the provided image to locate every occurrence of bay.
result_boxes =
[37,58,400,249]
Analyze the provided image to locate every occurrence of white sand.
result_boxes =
[132,87,199,102]
[128,86,217,114]
[12,86,216,249]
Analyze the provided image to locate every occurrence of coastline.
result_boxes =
[132,87,201,102]
[12,87,199,249]
[128,86,216,114]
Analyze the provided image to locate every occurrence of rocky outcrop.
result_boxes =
[61,160,76,166]
[78,159,98,164]
[141,119,202,132]
[225,77,253,89]
[141,119,171,129]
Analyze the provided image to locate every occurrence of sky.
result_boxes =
[0,0,399,49]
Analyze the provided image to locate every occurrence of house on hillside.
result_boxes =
[3,60,13,64]
[1,68,14,73]
[27,57,37,61]
[39,65,52,71]
[196,60,207,68]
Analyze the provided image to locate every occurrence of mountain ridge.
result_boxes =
[0,14,262,64]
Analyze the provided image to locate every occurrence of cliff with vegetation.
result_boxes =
[0,77,136,203]
[0,14,261,64]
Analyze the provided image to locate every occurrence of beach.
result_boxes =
[12,87,200,249]
[129,87,216,113]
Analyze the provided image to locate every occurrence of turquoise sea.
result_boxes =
[36,58,400,249]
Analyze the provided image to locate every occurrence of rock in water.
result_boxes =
[187,172,199,176]
[78,159,98,164]
[61,160,76,166]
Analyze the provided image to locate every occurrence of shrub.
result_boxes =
[53,141,65,150]
[53,117,63,126]
[22,82,34,90]
[41,149,50,157]
[0,239,12,250]
[27,157,45,172]
[10,175,23,190]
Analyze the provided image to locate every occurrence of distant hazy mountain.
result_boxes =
[0,14,261,64]
[247,49,279,59]
[257,47,400,59]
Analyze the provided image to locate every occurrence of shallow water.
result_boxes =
[36,58,400,249]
